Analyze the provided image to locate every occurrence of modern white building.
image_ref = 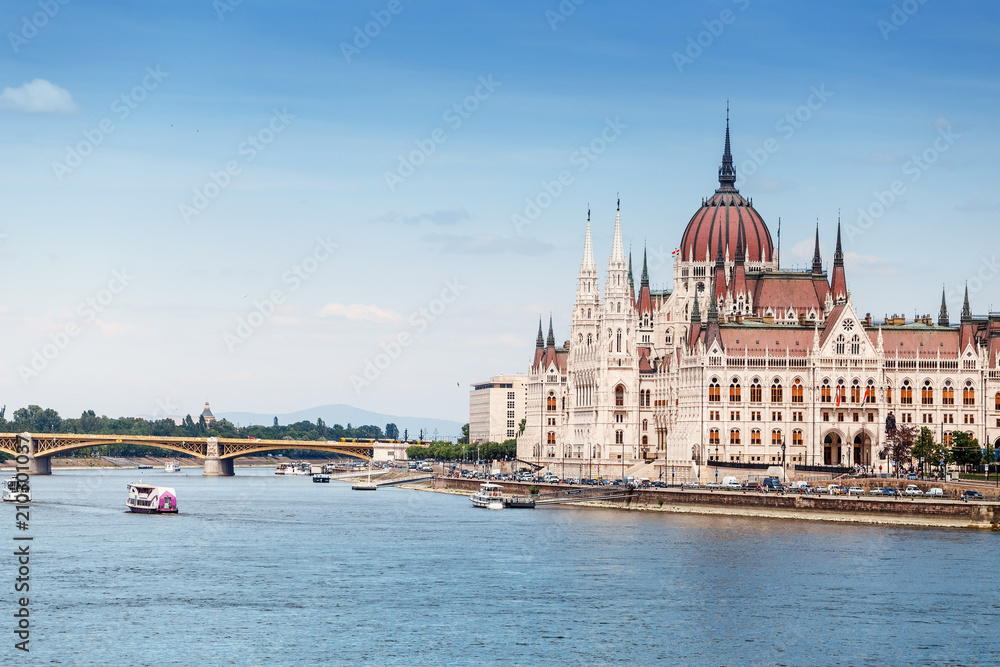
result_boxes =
[469,375,528,444]
[515,118,1000,479]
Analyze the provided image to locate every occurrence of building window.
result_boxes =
[709,429,720,445]
[821,379,832,403]
[901,380,912,405]
[886,385,892,404]
[709,379,721,402]
[944,414,954,424]
[750,379,762,403]
[547,432,555,445]
[641,435,648,445]
[771,411,782,421]
[851,380,861,404]
[615,385,624,407]
[771,429,782,446]
[963,381,975,406]
[547,393,556,411]
[922,380,933,405]
[616,329,622,352]
[750,411,761,421]
[642,419,648,431]
[751,429,761,445]
[730,380,741,402]
[994,391,999,411]
[835,334,845,355]
[943,431,952,446]
[868,412,875,422]
[823,412,829,422]
[853,413,859,422]
[792,429,803,446]
[791,379,803,403]
[615,430,624,444]
[942,381,954,405]
[730,410,741,421]
[771,380,783,403]
[964,414,975,424]
[837,413,844,422]
[850,334,861,355]
[730,429,740,445]
[866,380,876,403]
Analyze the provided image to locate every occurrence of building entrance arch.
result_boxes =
[852,433,873,466]
[823,432,844,465]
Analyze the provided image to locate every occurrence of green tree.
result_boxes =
[385,423,399,440]
[517,418,526,436]
[911,427,936,472]
[950,431,981,467]
[459,423,469,445]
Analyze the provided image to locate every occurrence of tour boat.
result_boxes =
[293,462,311,476]
[275,463,294,475]
[164,461,180,473]
[470,482,504,508]
[2,477,30,503]
[313,475,331,483]
[126,482,178,514]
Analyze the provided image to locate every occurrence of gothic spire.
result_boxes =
[628,252,634,293]
[536,319,544,348]
[718,103,736,190]
[961,283,971,322]
[714,225,725,268]
[546,315,555,347]
[609,199,625,266]
[735,219,745,265]
[581,211,596,271]
[691,292,701,324]
[833,216,843,266]
[707,292,719,323]
[811,221,823,274]
[641,246,649,288]
[938,286,949,327]
[830,216,848,304]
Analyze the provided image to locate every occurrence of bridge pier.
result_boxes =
[202,437,234,477]
[23,433,51,475]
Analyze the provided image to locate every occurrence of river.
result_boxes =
[8,468,999,665]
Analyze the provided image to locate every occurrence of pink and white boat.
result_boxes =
[126,482,178,514]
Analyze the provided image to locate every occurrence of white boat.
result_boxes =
[275,463,294,475]
[352,459,378,491]
[2,477,30,503]
[487,500,504,510]
[293,462,311,476]
[164,461,180,473]
[126,482,177,514]
[470,482,504,508]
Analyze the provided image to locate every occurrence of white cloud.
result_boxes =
[317,303,402,324]
[844,252,896,276]
[0,79,78,114]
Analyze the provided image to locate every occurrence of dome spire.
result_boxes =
[546,315,555,347]
[718,102,736,190]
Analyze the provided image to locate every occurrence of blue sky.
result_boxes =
[0,0,997,427]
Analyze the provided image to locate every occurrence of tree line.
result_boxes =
[882,424,996,473]
[406,439,516,463]
[0,405,400,460]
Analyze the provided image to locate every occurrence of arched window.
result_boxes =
[587,308,591,318]
[943,381,954,405]
[730,379,741,402]
[587,333,592,347]
[750,379,762,403]
[617,302,621,313]
[642,419,648,431]
[615,385,625,407]
[886,384,893,404]
[850,334,861,355]
[615,430,624,444]
[964,381,975,406]
[709,429,720,445]
[646,390,652,406]
[791,379,803,403]
[750,429,761,445]
[709,378,721,402]
[771,379,783,403]
[547,393,556,411]
[616,329,622,352]
[821,379,832,403]
[866,379,876,403]
[995,392,1000,411]
[641,435,648,445]
[792,429,803,446]
[851,379,861,404]
[729,429,740,445]
[901,380,913,405]
[943,431,952,446]
[922,380,933,405]
[771,429,782,446]
[835,334,845,355]
[547,432,555,445]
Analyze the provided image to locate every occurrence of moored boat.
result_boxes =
[2,477,30,503]
[470,482,504,508]
[275,463,294,475]
[126,482,178,513]
[164,461,180,473]
[313,475,330,483]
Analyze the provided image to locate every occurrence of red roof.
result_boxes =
[874,327,960,358]
[751,272,829,316]
[679,190,773,263]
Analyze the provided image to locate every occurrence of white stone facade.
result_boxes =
[469,375,528,444]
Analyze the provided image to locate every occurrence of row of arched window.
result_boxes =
[712,377,804,403]
[708,428,802,445]
[892,379,975,406]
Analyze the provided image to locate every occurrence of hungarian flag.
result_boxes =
[835,384,844,407]
[671,248,681,257]
[863,385,872,404]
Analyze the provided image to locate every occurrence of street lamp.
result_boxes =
[781,439,786,483]
[714,443,719,485]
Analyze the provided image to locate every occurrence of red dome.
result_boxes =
[680,189,773,264]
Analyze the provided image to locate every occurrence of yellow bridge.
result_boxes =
[0,433,380,476]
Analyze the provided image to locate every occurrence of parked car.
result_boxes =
[926,487,944,497]
[903,485,924,497]
[882,488,901,498]
[962,490,984,500]
[847,487,865,496]
[827,484,843,495]
[760,477,783,492]
[722,479,742,489]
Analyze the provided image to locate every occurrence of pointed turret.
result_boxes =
[713,227,727,304]
[640,248,648,288]
[961,283,972,322]
[718,104,736,190]
[546,315,555,348]
[536,319,544,348]
[830,218,847,304]
[729,221,748,306]
[691,292,701,324]
[609,199,625,266]
[705,292,723,350]
[938,286,949,327]
[582,210,596,271]
[628,252,635,295]
[636,246,653,316]
[811,223,823,274]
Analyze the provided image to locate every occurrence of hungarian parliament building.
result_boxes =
[515,120,1000,478]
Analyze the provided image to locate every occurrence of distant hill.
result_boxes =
[216,404,463,441]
